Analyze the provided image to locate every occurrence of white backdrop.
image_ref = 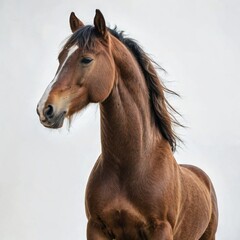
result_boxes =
[1,0,240,239]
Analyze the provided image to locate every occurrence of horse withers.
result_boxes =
[37,9,218,240]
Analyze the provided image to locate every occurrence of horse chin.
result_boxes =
[41,112,66,129]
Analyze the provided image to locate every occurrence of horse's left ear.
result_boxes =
[94,9,108,40]
[69,12,84,33]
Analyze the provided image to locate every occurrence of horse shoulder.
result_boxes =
[172,164,214,239]
[179,164,213,192]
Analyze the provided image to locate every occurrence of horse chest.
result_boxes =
[87,183,169,239]
[86,162,176,238]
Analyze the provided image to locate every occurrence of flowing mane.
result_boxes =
[63,26,182,151]
[109,28,182,152]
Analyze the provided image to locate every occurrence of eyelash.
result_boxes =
[81,57,93,64]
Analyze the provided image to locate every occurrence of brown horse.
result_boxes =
[37,10,218,240]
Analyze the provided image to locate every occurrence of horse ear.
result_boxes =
[69,12,84,33]
[94,9,108,39]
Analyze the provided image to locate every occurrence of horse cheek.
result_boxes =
[89,73,115,103]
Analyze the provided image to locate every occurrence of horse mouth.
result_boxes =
[41,111,66,129]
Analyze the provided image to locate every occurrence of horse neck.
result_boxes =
[100,38,169,171]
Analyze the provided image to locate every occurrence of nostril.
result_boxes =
[44,105,54,119]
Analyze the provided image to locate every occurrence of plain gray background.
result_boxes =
[1,0,240,239]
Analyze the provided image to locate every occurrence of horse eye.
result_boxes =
[81,57,93,64]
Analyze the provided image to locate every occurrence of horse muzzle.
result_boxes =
[37,104,66,129]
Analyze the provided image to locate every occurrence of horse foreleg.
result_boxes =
[150,221,173,240]
[87,220,110,240]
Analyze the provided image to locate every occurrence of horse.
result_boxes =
[37,9,218,240]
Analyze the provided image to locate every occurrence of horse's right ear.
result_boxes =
[69,12,84,33]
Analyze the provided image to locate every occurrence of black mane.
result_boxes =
[64,26,182,151]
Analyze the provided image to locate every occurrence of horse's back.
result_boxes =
[179,164,218,240]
